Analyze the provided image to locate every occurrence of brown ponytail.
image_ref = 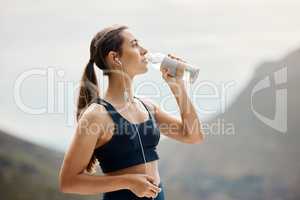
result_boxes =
[76,25,128,174]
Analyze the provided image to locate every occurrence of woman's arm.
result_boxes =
[165,79,204,143]
[58,104,130,194]
[143,56,205,144]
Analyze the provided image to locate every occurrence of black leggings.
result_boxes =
[102,182,165,200]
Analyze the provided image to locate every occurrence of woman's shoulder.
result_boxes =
[79,102,113,125]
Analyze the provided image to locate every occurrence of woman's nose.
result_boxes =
[140,46,148,55]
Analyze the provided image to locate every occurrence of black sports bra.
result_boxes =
[92,96,160,173]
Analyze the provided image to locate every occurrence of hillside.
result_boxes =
[0,130,98,200]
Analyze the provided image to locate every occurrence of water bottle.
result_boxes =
[146,52,200,84]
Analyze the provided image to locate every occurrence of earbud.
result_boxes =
[115,58,122,65]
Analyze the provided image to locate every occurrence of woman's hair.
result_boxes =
[76,25,128,174]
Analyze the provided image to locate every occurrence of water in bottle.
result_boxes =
[146,52,200,84]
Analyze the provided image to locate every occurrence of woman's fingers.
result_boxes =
[161,68,176,83]
[168,53,187,63]
[145,175,156,183]
[149,183,161,198]
[145,188,160,198]
[144,177,161,198]
[161,68,170,78]
[149,183,161,193]
[162,68,172,77]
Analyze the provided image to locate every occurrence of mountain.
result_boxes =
[0,130,98,200]
[158,48,300,200]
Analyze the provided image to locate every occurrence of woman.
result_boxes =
[59,25,204,200]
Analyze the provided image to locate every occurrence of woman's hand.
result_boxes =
[160,54,186,84]
[161,54,188,96]
[125,174,161,198]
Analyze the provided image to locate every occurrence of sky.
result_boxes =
[1,0,300,151]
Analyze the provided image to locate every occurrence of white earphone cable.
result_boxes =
[118,59,157,200]
[118,60,148,172]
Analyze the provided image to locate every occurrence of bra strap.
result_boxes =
[93,97,123,125]
[134,96,154,120]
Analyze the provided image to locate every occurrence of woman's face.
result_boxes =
[117,30,148,77]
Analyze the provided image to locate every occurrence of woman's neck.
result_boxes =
[105,73,135,104]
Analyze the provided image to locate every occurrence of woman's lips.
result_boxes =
[142,58,148,63]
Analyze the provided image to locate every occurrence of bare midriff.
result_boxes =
[104,160,161,186]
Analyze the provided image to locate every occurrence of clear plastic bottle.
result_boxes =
[146,52,200,84]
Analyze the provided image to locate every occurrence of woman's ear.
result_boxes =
[107,51,121,66]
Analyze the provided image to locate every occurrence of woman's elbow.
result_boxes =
[59,178,68,193]
[185,131,205,144]
[194,134,205,144]
[59,172,73,193]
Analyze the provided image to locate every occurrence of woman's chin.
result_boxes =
[143,66,148,73]
[140,63,149,73]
